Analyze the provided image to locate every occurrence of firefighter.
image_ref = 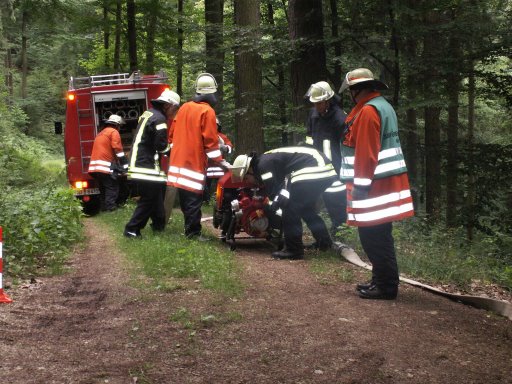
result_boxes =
[203,118,234,203]
[339,68,414,299]
[304,81,348,236]
[88,114,128,212]
[231,147,338,260]
[167,73,229,240]
[124,89,181,238]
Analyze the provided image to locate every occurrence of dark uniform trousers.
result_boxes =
[91,172,119,211]
[322,189,347,229]
[178,188,203,237]
[358,222,399,293]
[283,180,333,253]
[125,181,166,234]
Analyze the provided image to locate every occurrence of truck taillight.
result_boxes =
[67,93,75,101]
[75,181,88,189]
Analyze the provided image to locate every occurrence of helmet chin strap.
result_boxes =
[350,89,362,104]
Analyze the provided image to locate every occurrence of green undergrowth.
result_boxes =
[0,128,83,281]
[330,218,512,292]
[96,204,243,297]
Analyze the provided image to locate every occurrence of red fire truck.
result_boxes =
[59,71,171,214]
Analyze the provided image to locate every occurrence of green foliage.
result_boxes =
[394,219,512,291]
[97,205,243,297]
[0,104,83,279]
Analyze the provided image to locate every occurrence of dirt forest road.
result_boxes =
[0,218,511,384]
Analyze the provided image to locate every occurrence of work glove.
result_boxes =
[351,186,369,201]
[220,144,231,155]
[217,159,231,171]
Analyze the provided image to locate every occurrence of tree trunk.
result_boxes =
[114,0,121,71]
[126,0,137,72]
[445,33,461,228]
[103,1,110,69]
[423,8,442,220]
[466,64,476,240]
[266,1,288,146]
[20,9,28,100]
[145,0,158,74]
[288,0,327,143]
[176,0,184,96]
[234,0,264,154]
[205,0,224,110]
[328,0,341,92]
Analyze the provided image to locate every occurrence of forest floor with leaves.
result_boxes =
[0,217,511,384]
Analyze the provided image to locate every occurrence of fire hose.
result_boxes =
[333,242,512,320]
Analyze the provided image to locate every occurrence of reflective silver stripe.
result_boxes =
[323,139,332,161]
[261,172,273,180]
[116,152,125,157]
[374,160,407,175]
[207,171,225,177]
[159,144,171,154]
[156,123,167,130]
[305,136,314,145]
[348,202,414,222]
[279,189,290,198]
[275,208,283,217]
[292,165,334,177]
[267,146,326,166]
[207,149,222,158]
[378,147,403,160]
[168,166,205,181]
[129,166,163,175]
[354,177,372,186]
[130,115,149,169]
[291,169,337,183]
[128,173,166,182]
[343,156,355,165]
[341,169,354,177]
[207,167,223,172]
[325,181,346,193]
[169,176,203,191]
[89,165,111,173]
[90,160,111,166]
[351,189,411,209]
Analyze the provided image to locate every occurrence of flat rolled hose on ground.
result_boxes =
[333,242,512,321]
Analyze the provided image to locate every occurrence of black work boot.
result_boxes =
[271,248,304,260]
[356,280,375,292]
[358,285,397,300]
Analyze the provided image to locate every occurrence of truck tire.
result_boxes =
[82,196,101,216]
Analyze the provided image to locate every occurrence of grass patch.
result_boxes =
[96,202,243,297]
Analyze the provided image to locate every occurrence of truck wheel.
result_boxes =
[82,196,101,216]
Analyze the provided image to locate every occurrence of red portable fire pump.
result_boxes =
[57,71,170,215]
[212,171,282,251]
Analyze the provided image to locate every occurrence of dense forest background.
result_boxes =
[0,0,511,277]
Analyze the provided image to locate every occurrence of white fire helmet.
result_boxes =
[195,73,218,94]
[339,68,388,93]
[230,154,252,183]
[152,89,181,105]
[306,81,335,103]
[105,114,125,126]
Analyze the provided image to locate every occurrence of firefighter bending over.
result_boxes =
[231,147,338,260]
[167,73,229,240]
[88,114,128,212]
[124,89,181,239]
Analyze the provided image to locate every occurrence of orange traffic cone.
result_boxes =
[0,226,13,304]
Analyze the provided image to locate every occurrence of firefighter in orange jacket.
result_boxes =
[167,73,229,240]
[88,114,128,212]
[339,68,414,300]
